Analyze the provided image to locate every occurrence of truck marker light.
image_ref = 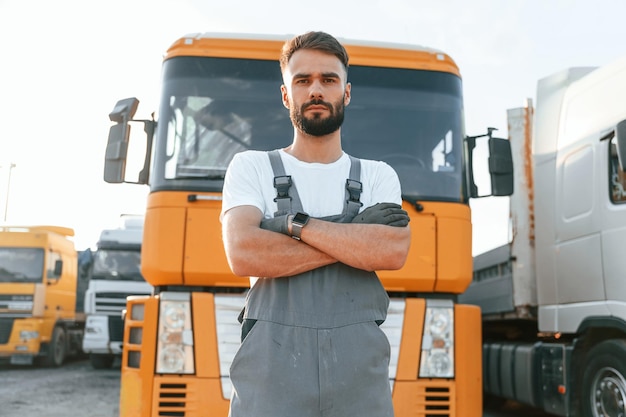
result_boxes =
[130,304,144,320]
[129,327,142,344]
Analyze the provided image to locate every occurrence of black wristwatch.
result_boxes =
[291,212,310,240]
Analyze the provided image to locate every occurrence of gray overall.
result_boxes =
[228,151,393,417]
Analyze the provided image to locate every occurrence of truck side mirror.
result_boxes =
[466,129,514,198]
[104,98,139,184]
[616,119,626,171]
[53,259,63,278]
[488,137,514,196]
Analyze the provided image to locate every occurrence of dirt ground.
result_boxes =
[0,357,120,417]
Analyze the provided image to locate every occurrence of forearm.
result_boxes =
[223,224,336,278]
[222,203,410,278]
[297,219,411,271]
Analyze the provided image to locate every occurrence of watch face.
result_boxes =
[293,212,309,225]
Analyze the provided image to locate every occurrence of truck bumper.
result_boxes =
[10,353,35,365]
[83,315,122,354]
[0,317,45,359]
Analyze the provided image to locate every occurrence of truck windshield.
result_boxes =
[0,248,44,283]
[92,249,144,282]
[152,56,465,202]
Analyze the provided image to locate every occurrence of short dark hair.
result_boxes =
[279,31,349,75]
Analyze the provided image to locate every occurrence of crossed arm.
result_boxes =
[221,203,411,279]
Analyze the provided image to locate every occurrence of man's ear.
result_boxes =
[280,85,290,109]
[344,82,351,106]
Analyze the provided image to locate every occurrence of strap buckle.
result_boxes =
[273,175,292,202]
[346,179,363,206]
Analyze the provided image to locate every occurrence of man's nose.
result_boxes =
[309,80,324,99]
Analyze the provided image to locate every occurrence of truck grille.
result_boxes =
[215,295,245,399]
[0,318,15,344]
[108,315,124,342]
[422,384,452,416]
[95,292,129,315]
[214,296,406,400]
[157,383,186,416]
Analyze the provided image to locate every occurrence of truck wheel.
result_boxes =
[90,353,115,369]
[581,339,626,417]
[41,326,67,367]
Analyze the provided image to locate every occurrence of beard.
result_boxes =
[290,98,345,137]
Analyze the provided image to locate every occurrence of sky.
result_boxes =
[1,0,626,252]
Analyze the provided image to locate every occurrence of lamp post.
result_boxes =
[3,163,16,222]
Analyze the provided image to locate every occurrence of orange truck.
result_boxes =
[0,225,87,367]
[103,32,513,416]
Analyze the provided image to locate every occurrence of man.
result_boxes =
[221,31,411,417]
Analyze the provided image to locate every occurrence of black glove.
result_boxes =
[352,203,409,227]
[260,215,290,235]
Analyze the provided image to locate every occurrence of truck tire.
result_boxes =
[581,339,626,417]
[90,353,115,369]
[41,326,67,367]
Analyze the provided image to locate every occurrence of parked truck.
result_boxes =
[0,225,87,367]
[82,215,152,369]
[103,32,513,417]
[460,55,626,416]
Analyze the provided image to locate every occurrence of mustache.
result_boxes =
[302,99,332,111]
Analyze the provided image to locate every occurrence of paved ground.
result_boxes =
[0,357,553,417]
[0,357,120,417]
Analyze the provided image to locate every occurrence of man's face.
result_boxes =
[281,49,351,137]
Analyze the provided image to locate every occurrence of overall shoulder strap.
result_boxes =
[344,155,363,217]
[268,150,304,216]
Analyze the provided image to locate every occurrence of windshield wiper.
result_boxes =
[175,167,226,180]
[175,174,225,180]
[117,273,142,281]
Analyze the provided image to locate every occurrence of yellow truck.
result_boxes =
[0,225,87,366]
[104,32,513,416]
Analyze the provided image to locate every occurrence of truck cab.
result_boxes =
[103,32,513,417]
[82,216,152,369]
[461,55,626,416]
[0,225,85,367]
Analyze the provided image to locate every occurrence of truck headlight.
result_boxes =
[156,292,194,374]
[419,300,454,378]
[85,315,107,334]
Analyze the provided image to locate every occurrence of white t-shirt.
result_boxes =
[221,149,402,219]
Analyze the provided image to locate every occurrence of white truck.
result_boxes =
[82,216,152,369]
[460,55,626,416]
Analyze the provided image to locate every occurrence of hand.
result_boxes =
[352,203,410,227]
[260,215,290,235]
